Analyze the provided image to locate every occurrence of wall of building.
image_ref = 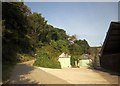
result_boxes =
[100,53,120,73]
[79,60,91,68]
[100,22,120,73]
[58,58,71,68]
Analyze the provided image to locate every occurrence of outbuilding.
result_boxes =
[58,52,71,68]
[100,22,120,73]
[79,54,92,68]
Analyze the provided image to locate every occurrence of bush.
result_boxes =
[17,54,35,62]
[70,56,75,67]
[33,53,61,69]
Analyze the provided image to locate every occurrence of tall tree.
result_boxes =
[2,2,31,62]
[27,12,47,48]
[68,35,77,44]
[75,39,90,53]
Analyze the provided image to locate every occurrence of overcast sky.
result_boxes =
[24,2,118,46]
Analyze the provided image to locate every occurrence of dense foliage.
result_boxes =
[33,52,61,69]
[2,2,90,81]
[2,2,32,63]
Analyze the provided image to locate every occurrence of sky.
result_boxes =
[24,2,118,46]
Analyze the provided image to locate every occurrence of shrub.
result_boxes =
[17,54,35,62]
[33,53,61,69]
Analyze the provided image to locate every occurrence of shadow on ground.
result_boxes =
[88,67,119,85]
[3,63,39,85]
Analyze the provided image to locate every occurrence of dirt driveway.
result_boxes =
[8,60,119,84]
[8,60,68,84]
[39,67,119,84]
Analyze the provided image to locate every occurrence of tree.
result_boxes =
[56,40,69,53]
[68,34,77,44]
[75,39,90,54]
[27,12,47,47]
[70,56,75,67]
[2,2,90,71]
[2,2,33,63]
[69,43,83,56]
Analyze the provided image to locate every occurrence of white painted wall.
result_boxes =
[58,58,71,68]
[79,60,91,67]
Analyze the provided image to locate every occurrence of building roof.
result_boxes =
[97,48,101,53]
[100,22,120,73]
[59,52,71,58]
[101,22,120,56]
[80,54,92,60]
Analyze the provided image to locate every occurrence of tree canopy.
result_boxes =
[2,2,90,69]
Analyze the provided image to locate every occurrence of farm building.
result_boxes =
[58,52,71,68]
[100,22,120,73]
[79,54,92,68]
